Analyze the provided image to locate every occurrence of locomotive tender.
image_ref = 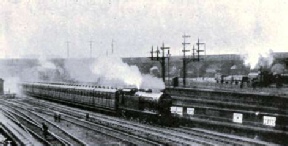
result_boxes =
[21,82,173,124]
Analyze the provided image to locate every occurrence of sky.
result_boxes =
[0,0,288,58]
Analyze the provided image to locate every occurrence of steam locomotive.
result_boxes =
[215,71,287,88]
[21,82,173,125]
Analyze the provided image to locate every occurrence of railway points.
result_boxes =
[1,55,288,145]
[2,106,70,145]
[17,96,276,145]
[2,99,137,146]
[21,98,204,145]
[2,103,87,146]
[0,109,43,146]
[2,1,288,145]
[4,99,163,145]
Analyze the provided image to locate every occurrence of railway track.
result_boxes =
[3,99,161,146]
[1,102,87,146]
[173,127,268,146]
[22,97,271,145]
[1,106,70,146]
[24,99,211,145]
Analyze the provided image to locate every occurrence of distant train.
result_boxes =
[215,72,288,88]
[21,82,173,125]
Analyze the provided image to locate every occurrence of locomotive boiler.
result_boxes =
[21,82,173,125]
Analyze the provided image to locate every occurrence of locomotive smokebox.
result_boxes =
[0,78,4,95]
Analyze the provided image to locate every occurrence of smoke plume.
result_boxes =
[63,59,98,83]
[92,57,142,88]
[271,63,286,75]
[0,57,60,94]
[89,56,165,90]
[242,49,274,69]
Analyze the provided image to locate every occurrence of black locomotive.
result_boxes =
[21,82,173,125]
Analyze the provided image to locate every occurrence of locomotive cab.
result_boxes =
[117,88,173,123]
[121,88,138,95]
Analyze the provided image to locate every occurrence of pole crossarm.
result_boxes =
[182,36,206,87]
[149,43,170,83]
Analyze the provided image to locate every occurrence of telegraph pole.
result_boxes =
[182,34,190,87]
[196,38,205,61]
[89,41,93,58]
[182,36,206,87]
[167,49,171,86]
[161,43,170,82]
[150,43,170,83]
[66,41,70,58]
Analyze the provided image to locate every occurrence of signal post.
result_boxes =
[150,43,170,83]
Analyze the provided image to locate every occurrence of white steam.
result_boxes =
[91,57,165,90]
[242,48,274,69]
[0,57,59,94]
[63,57,165,90]
[271,63,286,75]
[38,57,57,71]
[92,57,142,89]
[4,77,20,94]
[0,55,166,94]
[140,74,165,90]
[64,59,98,83]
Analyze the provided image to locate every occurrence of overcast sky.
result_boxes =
[0,0,288,58]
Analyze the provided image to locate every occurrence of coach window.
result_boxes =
[85,90,88,96]
[93,91,95,97]
[119,92,124,104]
[100,93,103,104]
[87,90,90,96]
[82,90,85,96]
[86,90,89,96]
[76,89,79,95]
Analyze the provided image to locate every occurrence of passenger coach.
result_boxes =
[21,82,173,125]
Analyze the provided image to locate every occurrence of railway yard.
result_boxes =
[2,1,288,145]
[1,60,288,145]
[0,93,281,146]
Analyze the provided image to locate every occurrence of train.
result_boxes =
[215,71,288,88]
[21,82,173,125]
